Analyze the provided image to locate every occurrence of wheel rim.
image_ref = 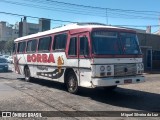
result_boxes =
[67,76,77,92]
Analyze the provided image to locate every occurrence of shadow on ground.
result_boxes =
[0,70,13,73]
[16,78,160,112]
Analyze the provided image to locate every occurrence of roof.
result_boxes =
[14,23,134,42]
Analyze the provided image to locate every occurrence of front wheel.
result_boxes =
[24,67,31,82]
[66,71,78,94]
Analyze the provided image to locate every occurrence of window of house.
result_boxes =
[53,34,67,50]
[38,36,52,51]
[26,39,37,52]
[68,37,77,56]
[17,42,26,53]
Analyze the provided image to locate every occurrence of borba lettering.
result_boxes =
[27,54,55,63]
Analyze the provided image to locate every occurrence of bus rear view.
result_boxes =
[91,30,145,89]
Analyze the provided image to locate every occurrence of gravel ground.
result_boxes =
[0,71,160,120]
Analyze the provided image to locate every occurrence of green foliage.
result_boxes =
[0,40,13,54]
[0,41,6,54]
[4,40,14,52]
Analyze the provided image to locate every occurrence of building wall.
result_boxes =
[22,20,40,36]
[39,18,50,31]
[138,33,160,51]
[137,33,160,70]
[19,17,50,37]
[0,21,18,41]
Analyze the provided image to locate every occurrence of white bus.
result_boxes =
[13,23,145,94]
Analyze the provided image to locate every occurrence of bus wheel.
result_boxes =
[24,67,31,82]
[103,85,117,91]
[66,72,78,94]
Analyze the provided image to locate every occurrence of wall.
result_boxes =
[137,33,160,70]
[19,18,50,37]
[0,21,18,41]
[138,33,160,51]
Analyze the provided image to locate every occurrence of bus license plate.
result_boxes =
[124,79,132,84]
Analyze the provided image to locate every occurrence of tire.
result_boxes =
[66,71,78,94]
[24,67,31,82]
[103,85,117,91]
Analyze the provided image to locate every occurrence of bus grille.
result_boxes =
[114,64,137,77]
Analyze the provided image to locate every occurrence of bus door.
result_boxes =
[68,32,91,86]
[67,34,79,82]
[78,32,91,86]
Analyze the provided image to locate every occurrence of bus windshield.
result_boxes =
[92,31,141,55]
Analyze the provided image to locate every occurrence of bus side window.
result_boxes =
[68,37,77,56]
[80,36,89,56]
[53,34,67,50]
[31,40,37,52]
[38,36,52,52]
[17,42,26,53]
[26,39,37,53]
[27,40,32,52]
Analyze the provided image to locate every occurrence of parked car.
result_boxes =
[1,55,13,63]
[3,55,9,58]
[0,57,8,72]
[7,56,13,64]
[0,54,3,58]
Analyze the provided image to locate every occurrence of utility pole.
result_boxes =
[106,8,108,25]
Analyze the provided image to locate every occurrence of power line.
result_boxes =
[0,11,77,23]
[0,0,160,20]
[0,11,160,28]
[44,0,160,14]
[0,0,107,17]
[25,0,160,17]
[43,0,160,17]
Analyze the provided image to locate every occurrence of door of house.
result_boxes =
[146,49,152,69]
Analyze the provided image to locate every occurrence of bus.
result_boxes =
[13,23,145,94]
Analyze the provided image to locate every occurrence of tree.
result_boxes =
[0,41,6,54]
[4,40,14,55]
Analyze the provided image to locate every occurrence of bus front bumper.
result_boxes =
[91,75,145,87]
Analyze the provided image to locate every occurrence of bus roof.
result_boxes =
[14,23,135,42]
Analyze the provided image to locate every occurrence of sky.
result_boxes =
[0,0,160,33]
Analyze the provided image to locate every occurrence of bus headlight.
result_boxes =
[106,66,111,71]
[100,66,105,71]
[137,63,144,74]
[138,63,144,70]
[137,64,140,69]
[92,65,114,77]
[140,64,144,70]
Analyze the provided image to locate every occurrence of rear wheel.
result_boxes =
[24,67,31,82]
[66,71,78,94]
